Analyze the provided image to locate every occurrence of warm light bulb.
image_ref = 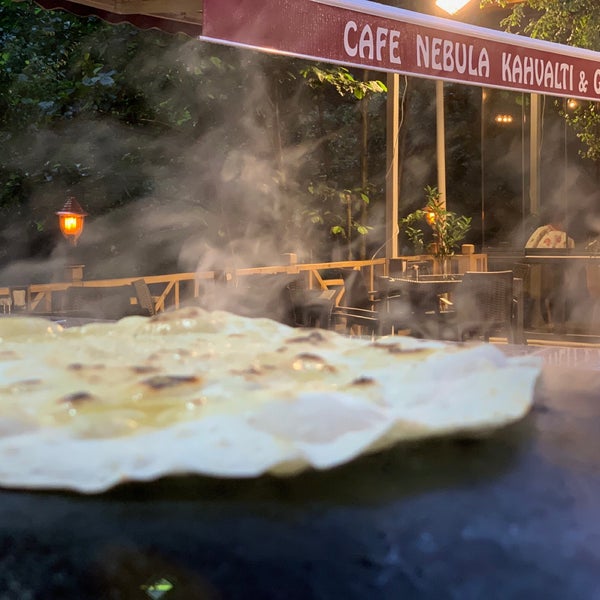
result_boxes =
[63,216,79,232]
[435,0,472,14]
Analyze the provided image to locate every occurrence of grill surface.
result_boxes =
[0,366,598,599]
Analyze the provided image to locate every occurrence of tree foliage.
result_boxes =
[0,0,398,278]
[301,65,387,259]
[488,0,600,48]
[484,0,600,161]
[400,186,471,260]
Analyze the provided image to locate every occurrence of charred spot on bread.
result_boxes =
[292,353,336,373]
[68,363,106,371]
[130,365,160,374]
[141,375,201,390]
[370,342,431,356]
[59,391,96,404]
[231,365,264,377]
[286,331,326,345]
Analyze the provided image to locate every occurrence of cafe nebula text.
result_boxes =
[416,35,490,78]
[343,20,402,64]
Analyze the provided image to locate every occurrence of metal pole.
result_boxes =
[529,92,541,216]
[481,87,485,249]
[436,79,447,209]
[563,97,568,221]
[385,72,400,258]
[521,92,526,243]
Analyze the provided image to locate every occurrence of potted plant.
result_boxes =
[400,186,472,274]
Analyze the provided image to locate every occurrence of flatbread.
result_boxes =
[0,307,540,493]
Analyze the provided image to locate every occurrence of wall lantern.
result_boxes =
[56,197,88,246]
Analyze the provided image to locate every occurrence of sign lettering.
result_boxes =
[416,36,489,78]
[202,0,600,101]
[343,21,402,64]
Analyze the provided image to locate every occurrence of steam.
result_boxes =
[2,19,600,338]
[0,36,329,287]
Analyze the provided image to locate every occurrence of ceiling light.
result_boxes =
[435,0,472,15]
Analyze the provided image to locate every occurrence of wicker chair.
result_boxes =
[442,270,516,342]
[332,269,385,336]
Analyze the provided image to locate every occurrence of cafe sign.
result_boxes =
[202,0,600,101]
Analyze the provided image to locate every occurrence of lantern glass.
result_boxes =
[57,197,87,245]
[59,213,85,240]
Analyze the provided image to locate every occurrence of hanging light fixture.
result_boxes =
[425,209,437,227]
[56,196,88,246]
[435,0,472,15]
[494,114,514,124]
[437,0,524,16]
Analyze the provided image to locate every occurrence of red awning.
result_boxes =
[34,0,203,37]
[34,0,600,100]
[202,0,600,102]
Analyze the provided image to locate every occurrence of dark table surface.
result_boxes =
[1,361,599,599]
[524,253,600,262]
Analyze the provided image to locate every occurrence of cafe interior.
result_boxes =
[5,0,600,349]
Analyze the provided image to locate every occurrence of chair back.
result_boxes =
[63,285,139,320]
[292,288,336,329]
[405,259,433,276]
[9,286,30,312]
[586,264,600,298]
[214,273,301,326]
[512,262,531,285]
[132,279,155,316]
[387,258,406,277]
[454,270,514,340]
[340,269,372,309]
[375,275,391,301]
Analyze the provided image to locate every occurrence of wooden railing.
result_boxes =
[0,254,492,315]
[0,258,389,315]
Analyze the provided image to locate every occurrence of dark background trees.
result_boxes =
[1,0,598,285]
[1,0,398,281]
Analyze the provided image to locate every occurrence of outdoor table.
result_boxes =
[388,274,462,301]
[1,348,598,598]
[523,253,600,265]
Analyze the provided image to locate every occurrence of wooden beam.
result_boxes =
[64,0,202,18]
